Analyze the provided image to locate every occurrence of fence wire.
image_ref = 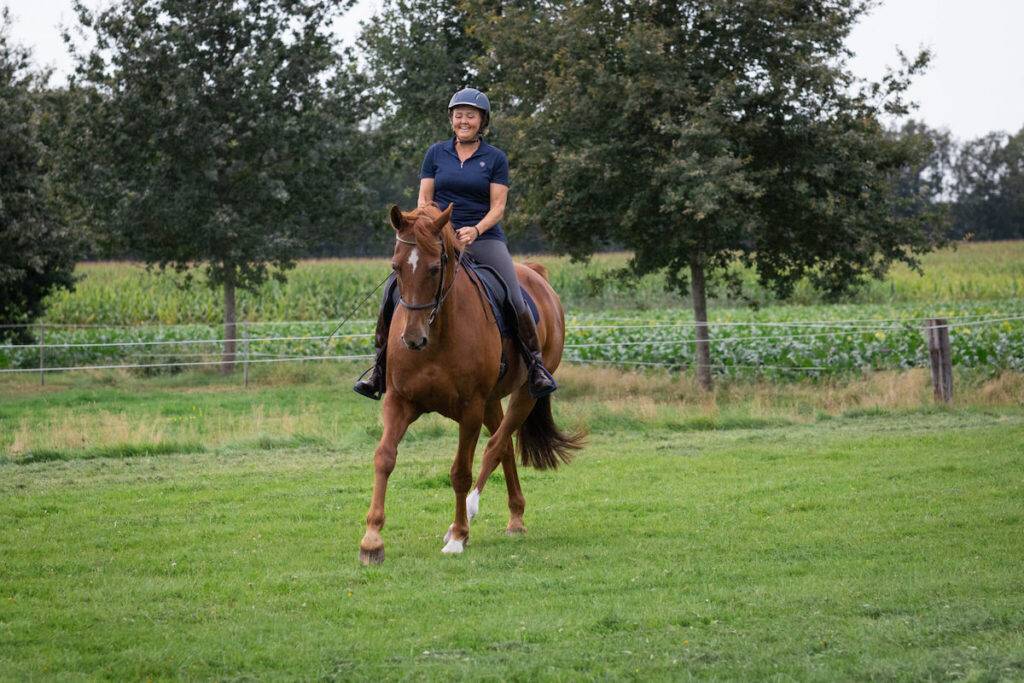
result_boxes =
[1,314,1021,377]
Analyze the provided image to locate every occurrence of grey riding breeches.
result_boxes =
[465,238,529,316]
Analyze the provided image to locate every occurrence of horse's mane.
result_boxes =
[402,203,460,260]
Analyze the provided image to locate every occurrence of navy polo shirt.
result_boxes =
[419,137,510,243]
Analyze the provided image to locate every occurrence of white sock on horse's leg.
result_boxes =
[441,538,464,554]
[443,488,480,544]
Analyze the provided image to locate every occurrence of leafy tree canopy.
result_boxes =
[468,0,945,296]
[358,0,483,162]
[64,0,369,292]
[0,8,82,342]
[464,0,947,387]
[953,127,1024,240]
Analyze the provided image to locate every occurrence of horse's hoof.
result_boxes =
[506,525,526,536]
[467,488,480,521]
[359,547,384,565]
[443,523,455,543]
[441,539,465,555]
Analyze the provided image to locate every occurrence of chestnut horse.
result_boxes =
[358,203,583,565]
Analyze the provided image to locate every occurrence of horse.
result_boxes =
[358,203,584,565]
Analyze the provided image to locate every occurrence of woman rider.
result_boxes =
[354,87,558,400]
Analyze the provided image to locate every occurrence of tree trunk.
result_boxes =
[690,256,713,391]
[222,275,237,374]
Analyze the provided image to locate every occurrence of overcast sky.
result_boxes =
[4,0,1023,140]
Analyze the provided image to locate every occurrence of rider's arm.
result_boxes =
[417,178,435,208]
[472,182,508,236]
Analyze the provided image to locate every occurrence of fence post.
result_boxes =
[925,318,953,403]
[242,321,250,388]
[38,322,45,386]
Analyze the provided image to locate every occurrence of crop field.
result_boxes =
[32,240,1024,325]
[2,364,1023,679]
[3,241,1023,378]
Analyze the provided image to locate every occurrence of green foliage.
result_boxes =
[358,0,483,160]
[0,9,82,341]
[468,0,945,299]
[33,241,1024,324]
[3,242,1022,376]
[953,126,1024,240]
[61,0,368,292]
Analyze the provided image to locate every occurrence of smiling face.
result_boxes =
[450,105,483,142]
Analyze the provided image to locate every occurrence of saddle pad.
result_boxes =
[464,260,540,338]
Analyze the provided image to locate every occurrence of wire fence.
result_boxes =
[2,312,1022,380]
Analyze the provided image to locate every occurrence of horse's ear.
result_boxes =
[432,204,453,234]
[389,204,403,231]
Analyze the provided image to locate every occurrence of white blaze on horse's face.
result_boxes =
[408,247,419,274]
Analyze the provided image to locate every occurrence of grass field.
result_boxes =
[2,365,1023,679]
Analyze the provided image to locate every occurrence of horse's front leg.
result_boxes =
[442,404,484,554]
[359,394,418,565]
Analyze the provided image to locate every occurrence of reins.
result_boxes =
[395,232,467,326]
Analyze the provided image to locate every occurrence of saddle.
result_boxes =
[462,258,540,339]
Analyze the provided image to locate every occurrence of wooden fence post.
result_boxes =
[38,322,45,386]
[242,321,250,388]
[925,318,953,403]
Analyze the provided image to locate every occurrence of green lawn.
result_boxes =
[2,367,1023,680]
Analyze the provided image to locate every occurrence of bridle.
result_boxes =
[395,234,466,326]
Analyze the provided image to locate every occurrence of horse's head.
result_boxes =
[389,203,456,350]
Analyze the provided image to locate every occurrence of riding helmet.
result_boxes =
[448,87,490,129]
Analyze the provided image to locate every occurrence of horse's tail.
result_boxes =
[517,395,585,470]
[523,262,549,281]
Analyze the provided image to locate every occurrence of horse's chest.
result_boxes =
[393,365,455,407]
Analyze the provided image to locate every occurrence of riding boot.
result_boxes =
[353,297,393,400]
[515,308,558,398]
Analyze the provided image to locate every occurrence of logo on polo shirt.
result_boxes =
[479,161,486,168]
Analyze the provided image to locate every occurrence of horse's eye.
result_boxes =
[429,264,441,275]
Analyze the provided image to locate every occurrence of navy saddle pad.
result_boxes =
[464,259,539,338]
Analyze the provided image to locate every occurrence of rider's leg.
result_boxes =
[466,239,557,398]
[353,275,398,400]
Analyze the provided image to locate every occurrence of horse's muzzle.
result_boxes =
[403,335,427,351]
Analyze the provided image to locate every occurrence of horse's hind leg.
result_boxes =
[471,400,508,495]
[442,403,484,555]
[359,394,418,565]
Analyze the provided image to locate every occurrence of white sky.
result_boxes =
[4,0,1023,140]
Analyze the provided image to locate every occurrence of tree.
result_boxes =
[64,0,369,370]
[892,120,955,224]
[0,8,81,345]
[953,128,1024,240]
[467,0,946,388]
[1001,127,1024,238]
[354,0,487,250]
[358,0,483,161]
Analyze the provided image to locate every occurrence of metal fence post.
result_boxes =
[38,322,45,386]
[925,318,953,403]
[242,321,250,388]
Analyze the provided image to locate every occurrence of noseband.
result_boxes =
[395,234,465,326]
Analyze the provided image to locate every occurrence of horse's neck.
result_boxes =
[434,264,485,342]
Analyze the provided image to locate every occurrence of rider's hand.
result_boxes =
[457,226,479,247]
